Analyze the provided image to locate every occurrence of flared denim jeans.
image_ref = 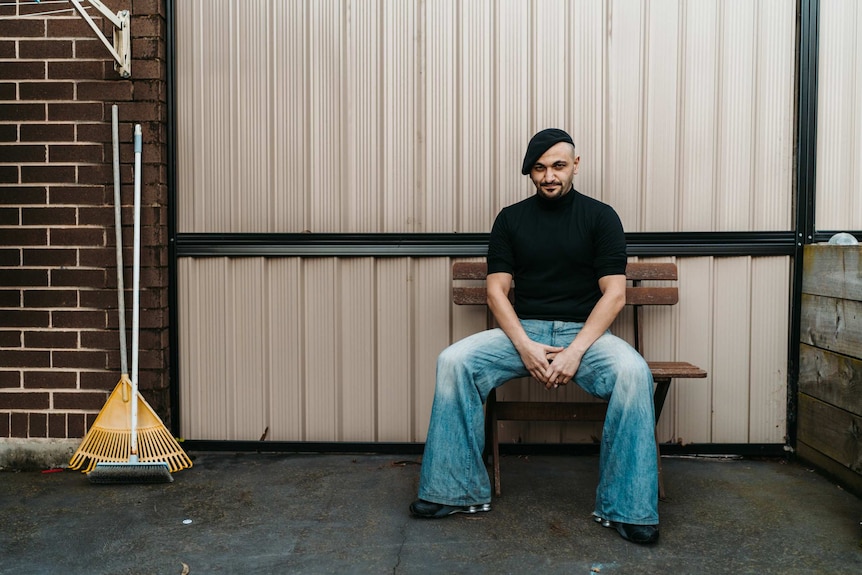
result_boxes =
[418,319,659,525]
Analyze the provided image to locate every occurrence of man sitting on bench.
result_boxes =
[409,128,660,545]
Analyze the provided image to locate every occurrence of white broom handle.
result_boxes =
[130,124,142,456]
[112,105,128,376]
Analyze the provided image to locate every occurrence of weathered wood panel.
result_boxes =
[802,245,862,301]
[797,394,862,474]
[798,246,862,492]
[799,294,862,359]
[799,344,862,416]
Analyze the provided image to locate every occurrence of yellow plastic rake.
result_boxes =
[69,376,191,474]
[69,111,191,480]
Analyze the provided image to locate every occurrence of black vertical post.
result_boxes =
[165,0,181,435]
[789,0,819,450]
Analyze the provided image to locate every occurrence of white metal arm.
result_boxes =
[69,0,131,78]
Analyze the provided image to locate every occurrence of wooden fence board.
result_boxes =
[802,245,862,301]
[797,393,862,474]
[799,344,862,415]
[799,294,862,359]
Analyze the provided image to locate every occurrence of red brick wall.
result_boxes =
[0,1,170,440]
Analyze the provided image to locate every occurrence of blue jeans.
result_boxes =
[418,319,659,525]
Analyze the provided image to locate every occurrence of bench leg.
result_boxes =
[485,389,502,497]
[653,378,672,501]
[655,427,666,501]
[483,389,494,465]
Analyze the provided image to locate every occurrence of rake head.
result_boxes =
[69,378,193,474]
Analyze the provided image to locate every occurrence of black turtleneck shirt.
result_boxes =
[486,188,627,322]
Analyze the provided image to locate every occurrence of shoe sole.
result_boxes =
[593,515,659,544]
[451,503,491,516]
[411,502,491,518]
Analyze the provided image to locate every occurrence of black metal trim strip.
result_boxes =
[181,440,789,458]
[165,0,181,436]
[174,231,797,258]
[813,231,861,243]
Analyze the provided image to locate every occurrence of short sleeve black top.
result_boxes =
[486,189,627,322]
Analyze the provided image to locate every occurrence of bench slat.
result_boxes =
[625,262,678,281]
[453,261,679,281]
[494,401,607,422]
[452,262,488,280]
[453,286,679,306]
[647,361,707,379]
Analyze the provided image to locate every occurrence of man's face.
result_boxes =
[529,142,579,200]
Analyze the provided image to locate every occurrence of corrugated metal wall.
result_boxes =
[817,0,862,231]
[175,0,795,444]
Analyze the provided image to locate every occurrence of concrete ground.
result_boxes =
[1,451,861,575]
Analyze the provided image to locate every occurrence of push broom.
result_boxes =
[69,114,191,482]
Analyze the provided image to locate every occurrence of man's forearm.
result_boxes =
[566,275,626,358]
[567,293,624,357]
[487,289,531,351]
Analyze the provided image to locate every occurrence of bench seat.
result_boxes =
[451,261,707,498]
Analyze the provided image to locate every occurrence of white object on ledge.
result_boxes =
[827,232,859,245]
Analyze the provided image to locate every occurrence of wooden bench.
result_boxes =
[452,261,707,498]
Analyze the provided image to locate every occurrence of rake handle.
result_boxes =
[112,105,128,376]
[130,124,142,456]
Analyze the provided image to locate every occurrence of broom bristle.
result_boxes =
[87,460,174,484]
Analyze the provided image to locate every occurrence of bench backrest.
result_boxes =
[451,261,679,355]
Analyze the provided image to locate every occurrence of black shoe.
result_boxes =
[594,515,659,544]
[409,499,491,518]
[615,522,659,544]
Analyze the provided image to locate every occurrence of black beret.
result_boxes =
[521,128,575,175]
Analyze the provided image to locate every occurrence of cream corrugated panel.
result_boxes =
[749,257,789,443]
[642,0,681,232]
[271,1,307,232]
[711,258,752,442]
[339,259,376,440]
[532,0,573,155]
[412,259,452,441]
[304,259,339,439]
[177,0,235,233]
[817,0,862,231]
[605,0,645,230]
[267,258,304,440]
[227,259,269,437]
[753,0,795,230]
[674,257,713,443]
[423,0,458,232]
[179,259,228,439]
[237,1,272,232]
[678,1,718,231]
[309,1,344,232]
[345,0,381,233]
[176,0,799,235]
[460,0,494,232]
[383,0,416,232]
[494,0,531,213]
[570,0,605,202]
[716,1,756,231]
[376,259,413,440]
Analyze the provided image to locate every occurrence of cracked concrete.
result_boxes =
[1,452,861,574]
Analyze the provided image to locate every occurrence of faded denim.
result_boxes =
[417,319,659,525]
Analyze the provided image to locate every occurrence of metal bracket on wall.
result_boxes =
[69,0,131,78]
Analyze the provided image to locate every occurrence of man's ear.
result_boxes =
[573,155,581,174]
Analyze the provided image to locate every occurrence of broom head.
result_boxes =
[69,377,193,475]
